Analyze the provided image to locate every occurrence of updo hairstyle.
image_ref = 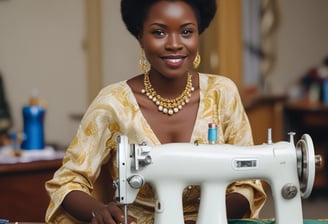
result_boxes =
[121,0,217,39]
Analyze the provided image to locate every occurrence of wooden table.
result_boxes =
[244,94,286,144]
[0,158,63,222]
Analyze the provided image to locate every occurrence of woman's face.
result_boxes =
[139,0,199,78]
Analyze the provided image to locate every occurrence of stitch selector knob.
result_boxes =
[281,183,298,199]
[128,175,144,189]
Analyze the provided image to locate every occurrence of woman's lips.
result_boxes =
[162,57,186,68]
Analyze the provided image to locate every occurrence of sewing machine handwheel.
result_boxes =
[296,134,315,199]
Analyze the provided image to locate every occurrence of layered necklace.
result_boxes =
[141,72,195,115]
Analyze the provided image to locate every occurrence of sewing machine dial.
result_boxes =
[296,134,316,199]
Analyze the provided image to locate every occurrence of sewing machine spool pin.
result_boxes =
[267,128,272,144]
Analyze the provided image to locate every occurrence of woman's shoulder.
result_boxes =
[199,72,238,91]
[85,80,136,117]
[96,80,130,98]
[88,80,133,108]
[100,80,129,92]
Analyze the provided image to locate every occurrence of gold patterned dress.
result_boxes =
[45,73,267,223]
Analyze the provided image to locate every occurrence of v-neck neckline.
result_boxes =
[124,75,204,144]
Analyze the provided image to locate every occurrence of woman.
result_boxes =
[45,0,266,223]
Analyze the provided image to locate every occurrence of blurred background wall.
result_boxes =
[267,0,328,95]
[0,0,87,146]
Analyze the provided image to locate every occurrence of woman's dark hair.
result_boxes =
[121,0,217,39]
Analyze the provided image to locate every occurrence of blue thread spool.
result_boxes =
[21,97,45,150]
[323,79,328,105]
[208,122,217,144]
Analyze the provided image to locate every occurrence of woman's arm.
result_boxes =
[226,192,250,218]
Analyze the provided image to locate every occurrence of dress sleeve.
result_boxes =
[45,90,116,223]
[219,78,253,146]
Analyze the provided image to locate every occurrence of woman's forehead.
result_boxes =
[144,1,198,24]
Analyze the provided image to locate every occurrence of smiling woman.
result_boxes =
[45,1,266,223]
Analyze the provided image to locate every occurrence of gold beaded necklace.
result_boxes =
[141,72,194,115]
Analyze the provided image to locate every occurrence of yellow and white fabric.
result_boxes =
[45,73,266,223]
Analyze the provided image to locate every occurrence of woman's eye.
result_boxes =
[152,30,165,37]
[181,29,193,37]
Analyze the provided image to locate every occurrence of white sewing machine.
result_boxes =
[114,132,321,224]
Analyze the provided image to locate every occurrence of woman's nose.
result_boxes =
[165,34,183,51]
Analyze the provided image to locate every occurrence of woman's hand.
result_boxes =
[91,202,137,224]
[226,192,250,219]
[62,191,136,224]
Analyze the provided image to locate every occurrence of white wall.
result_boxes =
[101,0,140,86]
[267,0,328,95]
[0,0,87,146]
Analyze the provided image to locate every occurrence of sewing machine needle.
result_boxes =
[124,204,128,224]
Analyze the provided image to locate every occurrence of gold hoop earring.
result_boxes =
[193,51,201,69]
[139,49,150,74]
